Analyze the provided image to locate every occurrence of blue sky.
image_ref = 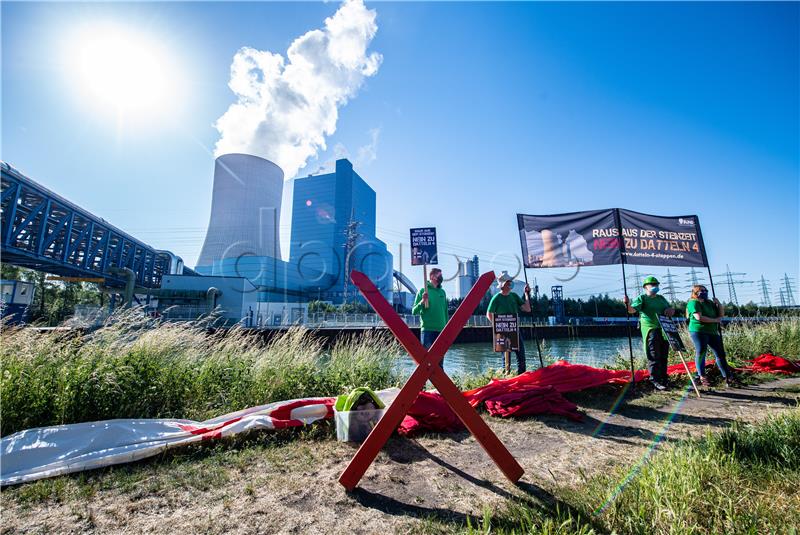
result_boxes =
[3,1,798,304]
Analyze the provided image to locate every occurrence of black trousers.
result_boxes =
[645,329,669,384]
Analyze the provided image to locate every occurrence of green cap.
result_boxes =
[642,276,660,287]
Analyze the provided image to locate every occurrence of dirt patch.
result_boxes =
[2,376,799,534]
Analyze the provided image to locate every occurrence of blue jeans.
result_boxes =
[689,331,730,379]
[421,330,444,368]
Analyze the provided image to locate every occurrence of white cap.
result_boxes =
[497,271,514,288]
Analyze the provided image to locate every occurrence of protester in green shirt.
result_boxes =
[623,276,675,390]
[686,284,737,387]
[486,272,531,373]
[412,268,448,355]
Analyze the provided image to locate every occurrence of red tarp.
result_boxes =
[397,355,799,435]
[667,360,703,375]
[665,353,800,375]
[399,361,649,435]
[740,353,800,374]
[398,391,463,436]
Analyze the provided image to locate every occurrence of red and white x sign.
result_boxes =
[338,270,524,490]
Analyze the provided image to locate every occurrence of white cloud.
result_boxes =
[213,0,382,179]
[310,127,381,175]
[355,127,380,167]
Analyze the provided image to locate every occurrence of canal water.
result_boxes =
[398,336,645,377]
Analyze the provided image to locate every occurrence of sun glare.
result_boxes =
[67,23,179,117]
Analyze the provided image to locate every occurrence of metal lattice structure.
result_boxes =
[1,162,175,288]
[551,285,565,323]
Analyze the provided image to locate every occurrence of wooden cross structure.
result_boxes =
[339,270,524,490]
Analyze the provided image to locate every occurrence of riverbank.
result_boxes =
[2,375,798,534]
[2,316,798,533]
[3,315,798,436]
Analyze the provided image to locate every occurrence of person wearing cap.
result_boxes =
[486,273,532,374]
[412,267,448,353]
[623,276,675,390]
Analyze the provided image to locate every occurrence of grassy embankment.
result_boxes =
[462,407,800,535]
[1,315,798,534]
[0,310,402,436]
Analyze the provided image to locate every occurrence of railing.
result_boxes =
[257,313,554,329]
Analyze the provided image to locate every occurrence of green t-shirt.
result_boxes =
[411,282,448,332]
[631,294,670,342]
[686,299,720,335]
[488,292,525,316]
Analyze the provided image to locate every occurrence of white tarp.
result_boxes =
[1,389,400,486]
[1,397,334,485]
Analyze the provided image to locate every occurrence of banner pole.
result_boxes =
[620,261,637,384]
[677,350,701,399]
[615,209,637,385]
[522,262,544,369]
[423,263,429,308]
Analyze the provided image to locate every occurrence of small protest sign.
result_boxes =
[658,314,686,352]
[410,227,438,266]
[493,314,519,352]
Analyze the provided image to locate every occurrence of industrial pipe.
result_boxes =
[206,287,221,311]
[108,267,136,307]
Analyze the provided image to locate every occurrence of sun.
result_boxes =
[67,23,179,117]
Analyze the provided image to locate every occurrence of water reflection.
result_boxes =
[398,337,645,377]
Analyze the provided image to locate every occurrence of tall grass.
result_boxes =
[1,309,402,436]
[603,318,800,371]
[711,316,800,362]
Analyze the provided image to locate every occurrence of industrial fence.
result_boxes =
[259,313,557,329]
[61,306,786,330]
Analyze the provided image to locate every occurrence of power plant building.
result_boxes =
[456,255,480,299]
[195,155,392,304]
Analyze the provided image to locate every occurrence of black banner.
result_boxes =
[517,210,621,268]
[618,210,706,267]
[517,209,708,269]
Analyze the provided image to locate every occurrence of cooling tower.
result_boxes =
[197,154,284,267]
[456,259,473,299]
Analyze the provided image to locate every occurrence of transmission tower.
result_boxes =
[633,266,642,296]
[688,268,700,286]
[662,269,678,303]
[726,265,738,305]
[759,275,771,307]
[341,210,363,304]
[778,287,787,307]
[714,265,752,306]
[782,273,797,307]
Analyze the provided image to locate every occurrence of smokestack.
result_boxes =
[197,153,284,268]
